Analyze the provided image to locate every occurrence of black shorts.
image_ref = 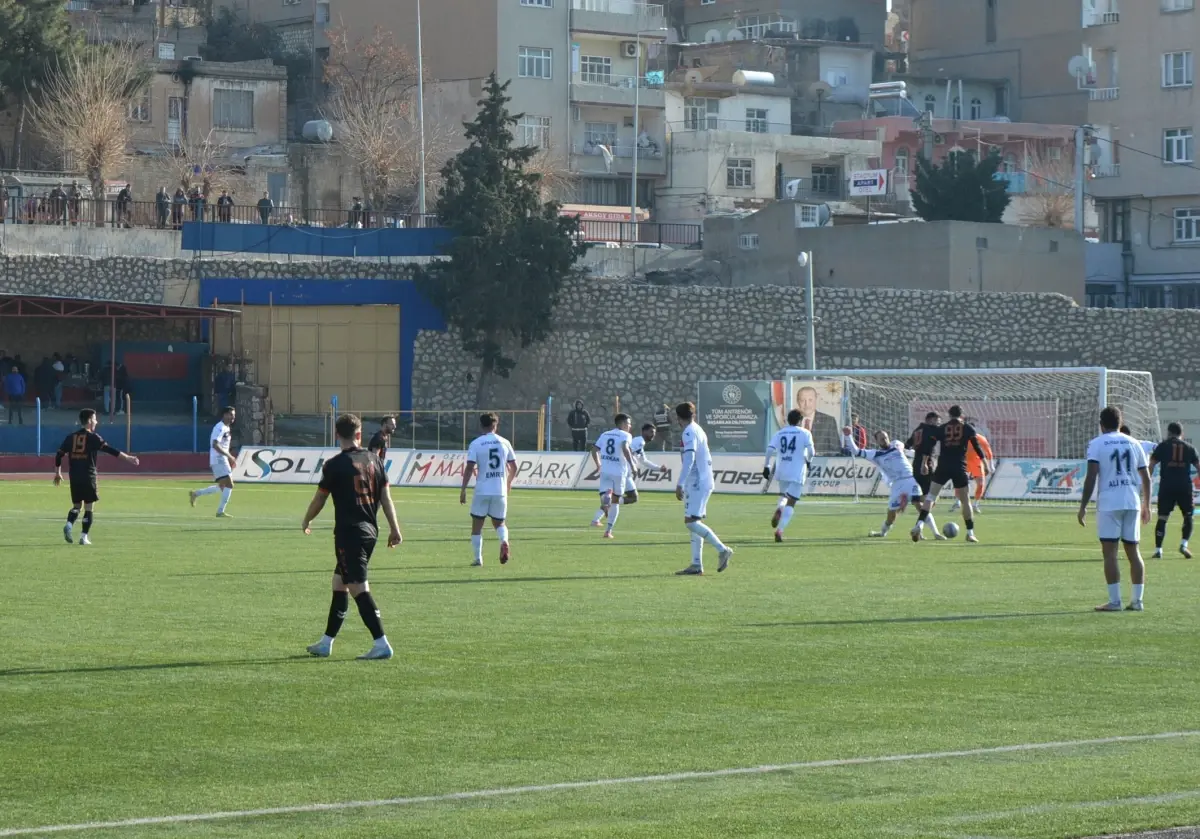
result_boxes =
[334,531,377,585]
[1158,488,1195,518]
[915,472,933,497]
[932,463,970,490]
[70,477,99,505]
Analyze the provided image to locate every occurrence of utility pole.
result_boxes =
[1074,124,1091,233]
[919,110,935,161]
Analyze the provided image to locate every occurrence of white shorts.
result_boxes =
[470,494,508,521]
[684,485,713,520]
[1097,509,1140,543]
[778,480,804,501]
[211,460,232,481]
[623,473,637,494]
[888,478,923,512]
[597,474,625,499]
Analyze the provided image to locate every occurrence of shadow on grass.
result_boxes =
[375,573,666,586]
[744,610,1079,628]
[0,655,319,678]
[954,558,1095,564]
[172,565,447,577]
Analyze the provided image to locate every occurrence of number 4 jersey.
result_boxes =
[1086,430,1148,511]
[467,432,518,496]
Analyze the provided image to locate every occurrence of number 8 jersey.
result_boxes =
[1086,430,1148,511]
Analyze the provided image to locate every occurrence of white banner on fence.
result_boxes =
[803,457,882,496]
[233,447,412,485]
[984,459,1087,501]
[397,450,588,489]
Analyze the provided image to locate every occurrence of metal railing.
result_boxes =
[273,409,547,452]
[571,72,662,90]
[571,141,664,158]
[1087,87,1120,101]
[576,220,701,246]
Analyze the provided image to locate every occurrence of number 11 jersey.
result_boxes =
[1086,430,1148,511]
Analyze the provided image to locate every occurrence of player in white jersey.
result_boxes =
[1079,407,1151,612]
[460,412,518,566]
[589,414,637,539]
[593,423,667,528]
[190,406,237,517]
[763,409,816,542]
[1119,424,1157,459]
[843,426,926,539]
[674,402,733,575]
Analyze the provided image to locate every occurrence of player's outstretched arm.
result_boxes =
[1077,461,1099,526]
[840,427,861,457]
[302,489,328,534]
[102,443,140,467]
[381,487,403,548]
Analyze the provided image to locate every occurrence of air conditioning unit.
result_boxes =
[621,42,639,59]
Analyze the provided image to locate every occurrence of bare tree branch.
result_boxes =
[1017,150,1076,229]
[153,129,249,200]
[523,146,577,203]
[30,41,151,226]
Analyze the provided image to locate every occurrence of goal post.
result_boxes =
[783,366,1160,461]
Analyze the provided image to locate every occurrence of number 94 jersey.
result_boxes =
[1086,430,1148,511]
[467,432,518,496]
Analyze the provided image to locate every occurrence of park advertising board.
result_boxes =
[908,400,1059,458]
[696,381,773,454]
[233,447,411,485]
[397,450,587,489]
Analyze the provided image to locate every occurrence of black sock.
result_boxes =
[354,592,385,641]
[965,518,975,531]
[1184,515,1194,542]
[918,509,929,522]
[324,591,349,639]
[1155,519,1167,548]
[81,511,93,534]
[66,508,80,525]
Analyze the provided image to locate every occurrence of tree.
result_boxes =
[1017,150,1076,229]
[31,42,153,226]
[415,74,589,407]
[322,26,443,219]
[911,149,1011,223]
[0,0,80,167]
[154,129,249,202]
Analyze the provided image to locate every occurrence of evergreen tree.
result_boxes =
[415,74,588,407]
[0,0,80,166]
[911,149,1011,223]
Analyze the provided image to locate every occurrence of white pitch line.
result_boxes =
[942,789,1200,824]
[0,731,1196,837]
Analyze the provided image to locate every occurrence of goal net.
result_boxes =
[783,368,1160,502]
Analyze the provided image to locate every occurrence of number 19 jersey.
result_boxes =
[467,432,517,496]
[1086,430,1148,511]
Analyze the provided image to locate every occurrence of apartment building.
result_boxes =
[220,0,669,217]
[907,0,1086,125]
[1082,0,1200,308]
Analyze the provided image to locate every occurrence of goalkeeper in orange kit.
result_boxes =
[959,430,994,513]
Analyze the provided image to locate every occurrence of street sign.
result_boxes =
[848,170,888,196]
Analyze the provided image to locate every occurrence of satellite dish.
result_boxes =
[684,69,704,84]
[1067,55,1091,78]
[726,28,744,40]
[808,81,833,99]
[704,28,722,42]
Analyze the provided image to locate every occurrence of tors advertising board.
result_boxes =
[233,447,410,485]
[696,380,772,454]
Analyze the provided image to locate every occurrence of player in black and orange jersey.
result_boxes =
[302,413,402,660]
[912,405,987,543]
[1149,421,1200,559]
[904,411,946,541]
[54,409,140,545]
[367,416,397,462]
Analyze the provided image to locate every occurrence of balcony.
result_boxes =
[571,73,665,108]
[570,140,667,176]
[1088,86,1120,101]
[570,0,665,37]
[1089,163,1121,178]
[1083,0,1120,25]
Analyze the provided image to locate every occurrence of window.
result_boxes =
[894,147,909,176]
[1175,284,1200,309]
[811,164,840,195]
[985,0,996,43]
[745,108,768,133]
[738,233,760,250]
[127,94,150,123]
[737,14,796,39]
[970,97,983,119]
[726,158,754,188]
[1047,146,1062,161]
[521,0,551,5]
[1003,152,1017,172]
[1134,285,1167,308]
[1165,128,1194,163]
[518,47,552,79]
[952,96,962,120]
[684,97,719,130]
[796,204,818,226]
[316,1,330,23]
[518,115,551,149]
[1162,0,1195,11]
[584,122,617,148]
[702,0,715,4]
[825,69,848,87]
[213,89,253,130]
[924,94,936,114]
[580,55,612,84]
[1163,51,1194,87]
[1175,207,1200,241]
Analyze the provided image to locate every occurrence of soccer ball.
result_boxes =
[943,522,960,539]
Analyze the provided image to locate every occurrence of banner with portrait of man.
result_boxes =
[771,379,846,455]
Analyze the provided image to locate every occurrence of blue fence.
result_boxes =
[181,223,453,258]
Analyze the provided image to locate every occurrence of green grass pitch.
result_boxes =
[2,480,1199,838]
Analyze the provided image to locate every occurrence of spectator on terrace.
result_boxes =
[156,187,170,228]
[217,190,234,223]
[257,191,274,225]
[115,183,132,227]
[171,188,186,228]
[4,365,26,424]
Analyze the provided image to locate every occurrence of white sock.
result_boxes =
[471,534,483,561]
[690,533,703,565]
[776,497,788,510]
[1132,583,1144,602]
[195,485,220,497]
[606,505,619,532]
[320,634,334,646]
[1182,539,1189,549]
[778,506,795,532]
[926,513,938,533]
[880,521,891,535]
[687,520,727,552]
[217,487,232,513]
[375,634,390,648]
[592,508,605,525]
[1107,582,1121,604]
[496,525,509,545]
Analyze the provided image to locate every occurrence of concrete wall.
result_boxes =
[701,210,1085,301]
[412,276,1200,443]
